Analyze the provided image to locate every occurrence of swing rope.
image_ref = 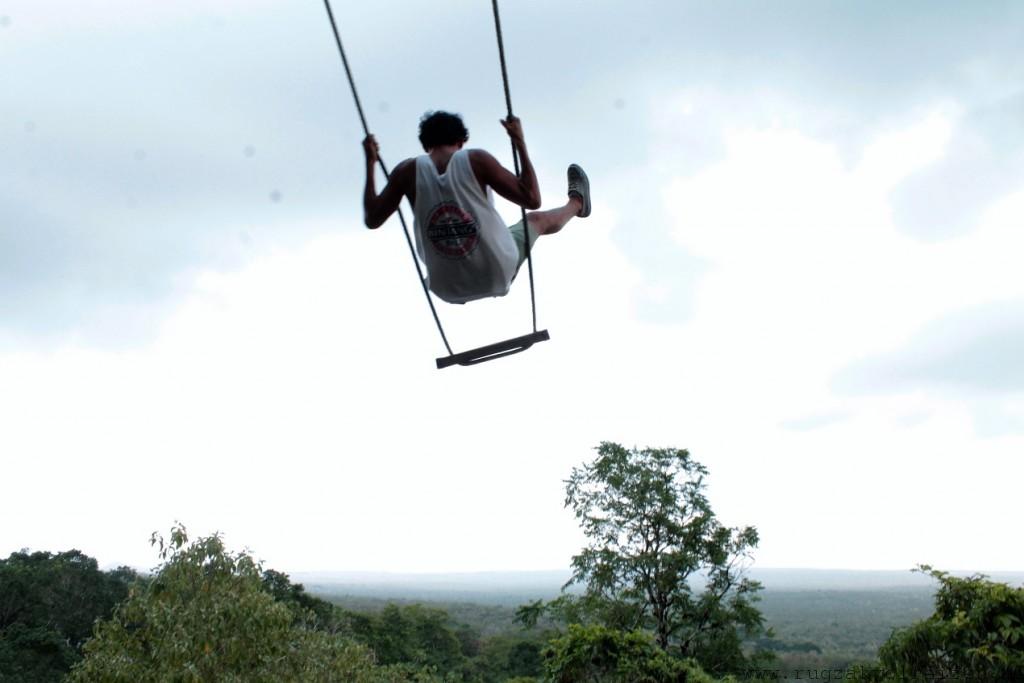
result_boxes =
[321,0,541,361]
[490,0,538,333]
[321,0,453,356]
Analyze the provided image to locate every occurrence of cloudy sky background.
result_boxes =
[2,1,1023,574]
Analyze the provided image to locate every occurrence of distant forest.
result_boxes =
[3,443,1022,681]
[316,585,938,671]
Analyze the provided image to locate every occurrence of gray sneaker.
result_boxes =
[567,164,591,218]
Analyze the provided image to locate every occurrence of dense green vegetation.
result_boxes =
[873,566,1024,682]
[5,554,989,682]
[67,526,420,683]
[321,589,938,674]
[543,624,721,682]
[2,442,1022,681]
[0,550,137,681]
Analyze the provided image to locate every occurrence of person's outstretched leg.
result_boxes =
[525,164,591,235]
[525,197,583,236]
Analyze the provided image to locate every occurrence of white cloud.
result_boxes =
[0,209,637,572]
[4,1,1024,575]
[9,95,1023,572]
[591,104,1024,569]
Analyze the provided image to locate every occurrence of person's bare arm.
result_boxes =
[469,117,541,210]
[362,135,414,229]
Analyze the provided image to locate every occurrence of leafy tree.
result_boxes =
[68,525,436,682]
[336,601,552,682]
[344,603,472,675]
[506,639,544,677]
[875,565,1024,682]
[0,549,136,682]
[462,633,548,682]
[542,624,723,683]
[261,568,341,631]
[0,623,78,682]
[528,442,770,676]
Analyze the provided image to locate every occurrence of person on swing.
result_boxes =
[362,110,591,304]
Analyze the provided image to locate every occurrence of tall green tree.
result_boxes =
[542,442,769,675]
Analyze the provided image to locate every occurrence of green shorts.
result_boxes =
[509,219,540,279]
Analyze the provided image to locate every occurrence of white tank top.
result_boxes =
[412,150,519,304]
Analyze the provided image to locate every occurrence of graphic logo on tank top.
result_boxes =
[426,202,479,259]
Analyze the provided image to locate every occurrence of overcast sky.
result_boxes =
[2,1,1023,575]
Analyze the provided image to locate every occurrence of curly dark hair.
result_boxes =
[418,111,469,151]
